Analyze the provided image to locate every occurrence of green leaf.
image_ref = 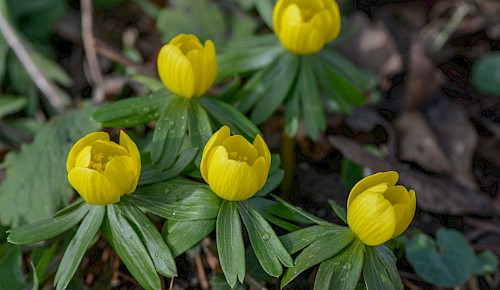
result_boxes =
[273,195,332,226]
[124,179,222,220]
[30,262,38,290]
[162,218,215,257]
[217,35,282,80]
[340,158,364,191]
[8,202,90,244]
[217,200,245,287]
[246,197,312,225]
[32,242,58,282]
[239,52,299,125]
[238,203,292,277]
[255,154,284,197]
[328,200,347,225]
[363,246,397,290]
[0,245,27,289]
[471,52,500,95]
[0,104,100,227]
[103,204,160,290]
[119,204,176,277]
[188,99,212,166]
[138,147,198,186]
[284,89,300,137]
[314,238,364,290]
[281,229,355,287]
[473,251,499,276]
[254,0,274,29]
[151,96,189,170]
[199,96,260,141]
[92,89,170,127]
[31,50,72,87]
[298,56,325,140]
[406,228,475,288]
[279,225,344,254]
[54,205,105,290]
[373,245,404,290]
[0,95,27,118]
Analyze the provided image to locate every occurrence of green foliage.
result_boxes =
[0,244,28,289]
[0,95,26,118]
[162,218,216,257]
[406,228,475,288]
[471,52,500,95]
[0,105,100,226]
[473,251,499,276]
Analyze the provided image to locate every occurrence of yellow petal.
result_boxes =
[91,140,129,157]
[200,39,217,97]
[253,134,271,170]
[347,171,399,208]
[383,185,411,205]
[104,156,136,195]
[186,48,204,97]
[157,43,195,98]
[170,34,204,53]
[391,189,416,238]
[273,0,288,34]
[279,20,324,54]
[250,156,269,190]
[67,132,109,172]
[74,146,92,168]
[221,135,258,164]
[347,192,396,246]
[206,146,260,201]
[322,0,341,42]
[119,130,141,191]
[68,168,121,205]
[201,126,230,182]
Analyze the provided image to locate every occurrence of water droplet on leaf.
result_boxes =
[261,232,271,241]
[342,262,352,271]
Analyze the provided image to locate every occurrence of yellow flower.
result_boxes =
[66,131,141,205]
[157,34,217,98]
[273,0,341,55]
[200,126,271,201]
[347,171,416,246]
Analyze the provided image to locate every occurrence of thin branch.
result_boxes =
[81,0,103,85]
[94,39,156,76]
[0,11,68,112]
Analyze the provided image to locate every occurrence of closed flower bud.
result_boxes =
[200,126,271,201]
[273,0,341,55]
[157,34,217,98]
[347,171,416,246]
[66,131,141,205]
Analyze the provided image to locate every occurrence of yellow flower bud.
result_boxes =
[347,171,416,246]
[273,0,341,55]
[66,131,141,205]
[157,34,217,98]
[200,126,271,201]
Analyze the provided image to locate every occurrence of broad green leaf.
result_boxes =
[8,202,90,244]
[279,225,344,254]
[238,203,292,277]
[103,205,160,290]
[138,147,198,186]
[0,105,100,227]
[374,245,404,290]
[246,197,312,225]
[0,245,27,290]
[199,96,260,141]
[217,36,282,80]
[188,99,212,166]
[471,52,500,95]
[162,219,215,257]
[124,180,221,220]
[315,238,364,290]
[406,228,475,288]
[363,246,397,290]
[250,53,299,124]
[54,205,105,290]
[150,96,189,170]
[119,204,176,277]
[217,200,245,287]
[281,229,355,287]
[92,89,171,127]
[0,95,26,118]
[298,56,325,140]
[473,251,499,276]
[328,200,348,225]
[273,196,332,226]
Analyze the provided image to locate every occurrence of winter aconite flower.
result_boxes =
[66,131,141,205]
[347,171,416,246]
[273,0,341,55]
[200,126,271,201]
[157,34,217,98]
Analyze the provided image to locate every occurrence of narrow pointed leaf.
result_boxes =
[273,196,332,226]
[119,204,177,277]
[239,203,292,277]
[363,246,396,290]
[374,245,404,290]
[8,203,90,245]
[279,225,345,254]
[162,219,216,257]
[217,201,245,287]
[54,205,105,290]
[298,56,325,140]
[188,100,212,166]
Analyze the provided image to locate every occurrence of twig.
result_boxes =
[195,254,210,290]
[94,39,156,76]
[169,276,174,290]
[81,0,102,85]
[0,11,68,112]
